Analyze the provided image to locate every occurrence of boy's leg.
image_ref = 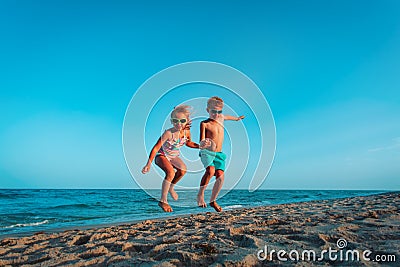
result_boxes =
[197,166,215,207]
[169,157,187,200]
[155,155,175,212]
[209,152,226,212]
[210,169,224,212]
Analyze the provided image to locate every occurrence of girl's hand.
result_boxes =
[184,119,192,130]
[237,115,245,121]
[142,165,150,174]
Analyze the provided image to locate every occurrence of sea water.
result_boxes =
[0,189,387,237]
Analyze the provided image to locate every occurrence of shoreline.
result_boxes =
[0,190,390,239]
[1,192,399,266]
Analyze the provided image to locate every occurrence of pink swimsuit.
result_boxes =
[158,130,187,160]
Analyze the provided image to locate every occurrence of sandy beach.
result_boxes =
[0,192,398,266]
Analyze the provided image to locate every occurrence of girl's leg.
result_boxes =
[168,157,187,200]
[155,155,175,212]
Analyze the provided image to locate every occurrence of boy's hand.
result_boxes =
[142,165,150,174]
[199,139,211,149]
[237,115,245,121]
[199,138,216,151]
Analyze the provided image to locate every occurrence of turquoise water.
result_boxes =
[0,189,387,237]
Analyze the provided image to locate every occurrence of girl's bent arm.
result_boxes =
[146,137,162,165]
[142,131,170,173]
[185,130,199,148]
[200,122,206,141]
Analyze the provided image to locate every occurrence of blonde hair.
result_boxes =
[207,96,224,108]
[171,105,191,118]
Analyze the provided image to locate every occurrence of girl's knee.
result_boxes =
[165,170,175,181]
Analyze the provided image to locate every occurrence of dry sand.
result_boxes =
[0,192,399,266]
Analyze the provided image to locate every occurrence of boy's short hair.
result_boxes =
[207,96,224,108]
[171,105,191,118]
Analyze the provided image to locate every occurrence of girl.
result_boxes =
[142,105,199,212]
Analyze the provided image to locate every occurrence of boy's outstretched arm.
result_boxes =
[142,131,170,174]
[224,115,245,121]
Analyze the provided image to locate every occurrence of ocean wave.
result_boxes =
[224,205,243,210]
[0,192,30,199]
[261,200,272,205]
[51,203,91,209]
[292,195,310,199]
[0,193,14,199]
[3,220,49,229]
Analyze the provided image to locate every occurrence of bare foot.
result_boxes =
[169,188,178,200]
[158,201,173,212]
[210,201,222,212]
[197,194,207,208]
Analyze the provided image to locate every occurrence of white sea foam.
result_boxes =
[224,205,243,210]
[3,220,49,229]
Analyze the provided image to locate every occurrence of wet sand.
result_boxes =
[0,192,399,266]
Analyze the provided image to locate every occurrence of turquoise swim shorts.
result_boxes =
[199,150,227,171]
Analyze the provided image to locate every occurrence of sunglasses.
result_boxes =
[210,109,223,114]
[171,118,187,124]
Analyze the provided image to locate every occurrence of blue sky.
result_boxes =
[0,0,399,189]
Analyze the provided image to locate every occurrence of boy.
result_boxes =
[197,96,245,212]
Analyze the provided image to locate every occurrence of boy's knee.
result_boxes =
[215,170,224,178]
[216,176,224,183]
[206,167,215,177]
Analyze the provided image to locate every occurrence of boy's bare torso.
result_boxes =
[202,117,224,152]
